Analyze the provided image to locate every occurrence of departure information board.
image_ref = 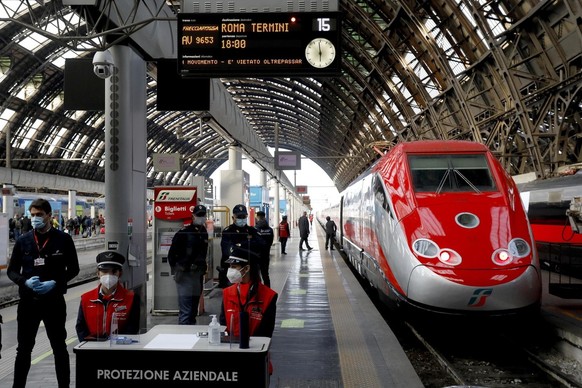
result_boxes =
[177,12,341,77]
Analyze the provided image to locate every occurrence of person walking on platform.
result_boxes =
[219,204,263,288]
[254,210,274,287]
[167,205,209,325]
[325,216,338,250]
[76,251,140,341]
[298,211,313,251]
[219,245,277,373]
[7,198,80,388]
[278,215,290,254]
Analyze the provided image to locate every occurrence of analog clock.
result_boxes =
[305,38,336,69]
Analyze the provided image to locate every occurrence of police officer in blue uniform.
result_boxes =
[219,204,263,288]
[254,210,274,287]
[167,204,209,325]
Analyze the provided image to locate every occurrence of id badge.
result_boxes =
[34,257,45,266]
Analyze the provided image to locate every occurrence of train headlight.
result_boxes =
[492,249,513,266]
[412,238,439,258]
[438,248,462,266]
[508,238,531,258]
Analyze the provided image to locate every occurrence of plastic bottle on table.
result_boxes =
[208,314,220,345]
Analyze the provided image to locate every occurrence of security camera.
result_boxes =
[92,50,114,79]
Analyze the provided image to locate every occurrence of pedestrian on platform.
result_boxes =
[167,204,209,325]
[325,216,337,250]
[219,204,263,288]
[278,215,290,254]
[76,251,140,341]
[7,198,80,388]
[298,211,312,251]
[254,210,274,287]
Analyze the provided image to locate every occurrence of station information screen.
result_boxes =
[177,12,342,77]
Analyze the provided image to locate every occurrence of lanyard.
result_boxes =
[236,283,256,310]
[33,231,50,254]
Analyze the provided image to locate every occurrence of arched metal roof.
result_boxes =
[0,1,581,194]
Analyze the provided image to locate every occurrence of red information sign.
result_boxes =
[153,186,198,220]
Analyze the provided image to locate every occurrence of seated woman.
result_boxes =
[76,251,140,341]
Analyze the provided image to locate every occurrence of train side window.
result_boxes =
[372,175,392,217]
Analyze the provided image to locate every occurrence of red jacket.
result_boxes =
[221,282,277,337]
[221,282,277,374]
[279,221,290,238]
[76,284,139,341]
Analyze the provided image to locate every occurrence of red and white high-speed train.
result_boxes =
[322,140,541,316]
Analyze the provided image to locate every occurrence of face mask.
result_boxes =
[193,217,205,226]
[31,216,46,230]
[235,218,246,227]
[100,274,118,289]
[226,268,243,284]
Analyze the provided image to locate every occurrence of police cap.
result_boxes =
[96,251,125,270]
[193,204,207,216]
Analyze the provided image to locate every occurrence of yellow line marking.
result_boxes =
[31,337,78,365]
[280,318,305,328]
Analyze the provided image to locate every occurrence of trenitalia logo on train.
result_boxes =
[320,140,542,318]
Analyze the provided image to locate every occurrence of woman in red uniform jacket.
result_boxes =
[76,251,140,341]
[220,245,278,372]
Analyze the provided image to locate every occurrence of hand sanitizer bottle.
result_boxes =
[208,314,220,345]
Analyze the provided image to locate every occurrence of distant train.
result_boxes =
[517,172,582,276]
[320,140,541,317]
[0,191,103,219]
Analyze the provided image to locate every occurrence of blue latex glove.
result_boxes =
[33,280,56,294]
[24,276,40,289]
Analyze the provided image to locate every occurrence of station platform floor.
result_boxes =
[0,223,581,387]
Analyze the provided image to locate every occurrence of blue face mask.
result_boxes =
[193,217,205,226]
[235,218,246,227]
[31,216,46,230]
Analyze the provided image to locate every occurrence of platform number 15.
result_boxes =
[317,18,331,31]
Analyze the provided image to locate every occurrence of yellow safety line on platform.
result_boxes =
[31,337,78,365]
[321,244,381,387]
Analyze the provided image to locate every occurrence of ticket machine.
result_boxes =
[152,185,200,314]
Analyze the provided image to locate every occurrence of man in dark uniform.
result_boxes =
[219,204,263,288]
[7,198,80,388]
[254,210,274,287]
[325,216,338,250]
[167,204,209,324]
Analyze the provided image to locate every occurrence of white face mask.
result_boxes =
[100,274,118,289]
[193,217,205,226]
[226,268,243,284]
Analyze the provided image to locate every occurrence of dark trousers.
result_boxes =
[325,233,335,249]
[259,252,271,287]
[279,237,288,253]
[299,235,311,249]
[175,270,204,325]
[14,294,70,388]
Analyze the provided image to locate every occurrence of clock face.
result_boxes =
[305,38,336,69]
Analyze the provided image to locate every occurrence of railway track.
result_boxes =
[402,317,582,387]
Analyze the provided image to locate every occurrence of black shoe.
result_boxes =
[330,248,335,251]
[325,246,328,249]
[308,247,313,250]
[300,248,306,251]
[282,252,287,254]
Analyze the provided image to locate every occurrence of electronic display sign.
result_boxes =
[178,12,341,77]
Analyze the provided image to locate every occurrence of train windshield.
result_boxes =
[409,154,496,193]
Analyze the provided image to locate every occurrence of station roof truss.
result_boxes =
[0,0,581,195]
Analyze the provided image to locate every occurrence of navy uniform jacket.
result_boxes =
[220,223,264,263]
[167,223,209,272]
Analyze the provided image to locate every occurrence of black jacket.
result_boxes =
[8,228,80,299]
[167,223,209,272]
